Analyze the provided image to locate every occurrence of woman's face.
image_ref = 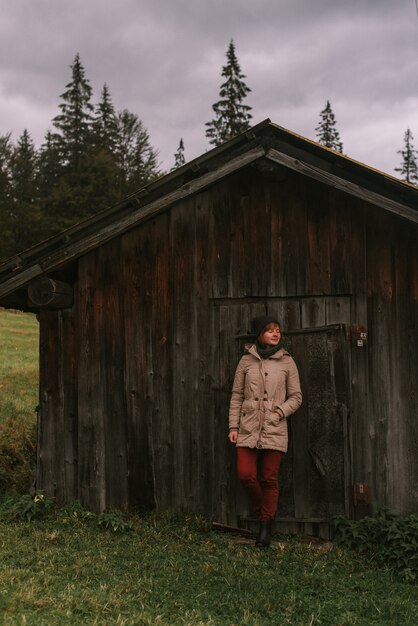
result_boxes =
[261,324,281,346]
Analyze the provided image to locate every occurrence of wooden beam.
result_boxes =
[28,277,73,309]
[0,146,266,301]
[0,264,43,300]
[266,148,418,224]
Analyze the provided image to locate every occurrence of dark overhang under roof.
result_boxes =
[0,119,417,309]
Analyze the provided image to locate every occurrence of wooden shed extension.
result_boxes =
[0,120,417,534]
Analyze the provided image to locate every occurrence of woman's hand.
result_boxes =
[228,430,238,444]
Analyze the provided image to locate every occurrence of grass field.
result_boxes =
[0,308,39,421]
[0,309,39,492]
[0,507,417,626]
[0,309,417,625]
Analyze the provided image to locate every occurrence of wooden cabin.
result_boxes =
[0,120,417,536]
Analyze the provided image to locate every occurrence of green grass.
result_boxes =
[0,309,417,625]
[0,309,39,492]
[0,508,417,626]
[0,309,39,422]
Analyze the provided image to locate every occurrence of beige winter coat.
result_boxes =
[229,344,302,453]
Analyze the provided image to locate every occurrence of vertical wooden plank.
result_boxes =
[37,309,78,504]
[306,179,331,295]
[229,177,247,299]
[217,304,242,523]
[170,198,197,510]
[60,308,78,503]
[194,193,218,518]
[270,170,308,297]
[208,181,231,299]
[96,240,129,510]
[348,198,370,516]
[77,253,106,512]
[366,209,393,509]
[405,235,418,512]
[184,192,208,515]
[325,296,350,326]
[270,178,285,297]
[282,300,301,331]
[38,311,61,500]
[289,333,313,519]
[242,171,271,297]
[150,214,172,512]
[387,224,418,512]
[301,297,326,328]
[327,329,350,517]
[329,188,352,294]
[121,221,158,511]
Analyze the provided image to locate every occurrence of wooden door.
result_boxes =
[215,300,350,535]
[278,326,350,528]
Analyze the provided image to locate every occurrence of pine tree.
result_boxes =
[53,52,94,170]
[8,130,42,253]
[171,138,186,170]
[0,134,14,259]
[89,84,124,209]
[37,130,63,195]
[0,130,42,259]
[0,133,13,207]
[205,40,252,146]
[93,84,119,154]
[115,110,160,194]
[46,54,105,227]
[315,100,344,153]
[36,130,71,234]
[395,128,418,185]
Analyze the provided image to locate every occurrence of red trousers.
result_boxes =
[236,447,283,521]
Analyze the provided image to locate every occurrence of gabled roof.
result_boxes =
[1,119,417,310]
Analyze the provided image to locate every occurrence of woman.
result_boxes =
[228,316,302,548]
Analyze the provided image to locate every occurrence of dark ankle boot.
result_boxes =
[255,520,272,548]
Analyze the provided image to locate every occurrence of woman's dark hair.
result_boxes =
[257,321,281,346]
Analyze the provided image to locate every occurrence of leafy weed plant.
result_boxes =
[1,494,134,534]
[333,508,418,582]
[2,491,54,522]
[96,510,133,533]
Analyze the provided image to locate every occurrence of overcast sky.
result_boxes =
[1,0,418,176]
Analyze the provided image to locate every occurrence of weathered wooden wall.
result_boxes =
[37,163,418,519]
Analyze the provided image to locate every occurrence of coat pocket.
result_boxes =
[266,402,284,421]
[239,401,259,436]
